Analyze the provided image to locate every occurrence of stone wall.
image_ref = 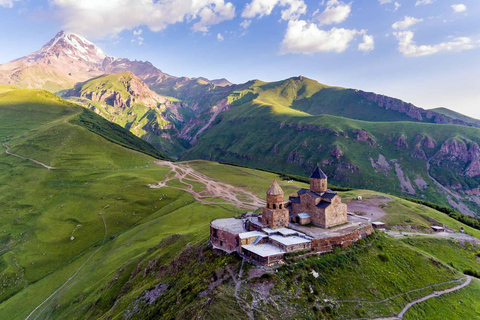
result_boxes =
[261,207,289,229]
[324,202,348,228]
[210,226,239,252]
[311,224,374,252]
[269,238,312,253]
[310,178,327,193]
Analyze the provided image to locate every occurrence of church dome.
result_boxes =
[267,179,284,195]
[310,165,328,179]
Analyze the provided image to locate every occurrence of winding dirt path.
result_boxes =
[370,276,472,320]
[150,161,265,210]
[25,213,108,320]
[2,142,55,170]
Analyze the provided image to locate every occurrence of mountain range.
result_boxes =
[2,30,480,215]
[3,31,480,320]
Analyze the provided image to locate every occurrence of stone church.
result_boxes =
[289,166,348,228]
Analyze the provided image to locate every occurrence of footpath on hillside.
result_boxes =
[150,161,265,210]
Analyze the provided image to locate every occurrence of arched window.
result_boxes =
[279,204,282,209]
[273,204,276,209]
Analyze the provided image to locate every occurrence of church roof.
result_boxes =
[321,192,337,200]
[308,191,322,198]
[298,188,309,195]
[310,165,328,179]
[290,197,300,204]
[316,201,331,209]
[267,179,284,195]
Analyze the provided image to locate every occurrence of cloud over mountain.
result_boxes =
[280,20,367,54]
[51,0,236,37]
[394,31,478,57]
[241,0,307,20]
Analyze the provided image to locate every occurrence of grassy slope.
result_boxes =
[66,73,188,156]
[1,87,480,319]
[433,107,480,127]
[183,98,480,211]
[0,88,241,319]
[404,279,480,320]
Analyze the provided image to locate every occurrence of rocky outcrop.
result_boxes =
[356,90,477,127]
[353,129,376,145]
[414,135,436,149]
[395,135,409,149]
[331,146,344,159]
[411,147,427,161]
[287,151,305,164]
[435,139,480,178]
[75,72,167,109]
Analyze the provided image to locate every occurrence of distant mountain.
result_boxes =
[3,31,480,215]
[432,107,480,128]
[0,31,232,93]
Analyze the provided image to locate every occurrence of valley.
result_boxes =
[1,30,480,320]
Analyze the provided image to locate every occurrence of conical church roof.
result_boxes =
[310,165,328,179]
[267,179,284,195]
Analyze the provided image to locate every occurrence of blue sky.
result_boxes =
[0,0,479,118]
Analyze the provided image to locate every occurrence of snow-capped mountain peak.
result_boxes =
[30,30,108,65]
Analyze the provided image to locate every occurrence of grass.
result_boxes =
[403,278,480,320]
[2,87,480,319]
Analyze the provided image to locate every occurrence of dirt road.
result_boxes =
[151,161,265,210]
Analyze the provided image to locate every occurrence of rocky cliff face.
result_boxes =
[71,72,167,109]
[356,90,478,128]
[433,138,480,178]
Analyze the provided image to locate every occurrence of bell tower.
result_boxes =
[310,165,328,193]
[261,180,289,229]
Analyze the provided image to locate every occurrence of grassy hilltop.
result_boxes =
[1,86,480,319]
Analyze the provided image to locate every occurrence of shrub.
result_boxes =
[378,254,389,262]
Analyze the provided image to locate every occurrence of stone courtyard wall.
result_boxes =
[210,226,239,252]
[311,224,375,252]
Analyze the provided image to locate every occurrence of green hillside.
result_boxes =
[183,86,480,215]
[3,86,480,319]
[432,107,480,127]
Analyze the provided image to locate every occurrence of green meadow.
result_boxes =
[1,86,480,319]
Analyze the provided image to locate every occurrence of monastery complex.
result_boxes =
[210,166,374,266]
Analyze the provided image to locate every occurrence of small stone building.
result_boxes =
[261,180,289,229]
[290,166,348,228]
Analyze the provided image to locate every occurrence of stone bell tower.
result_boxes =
[261,179,289,229]
[310,165,328,193]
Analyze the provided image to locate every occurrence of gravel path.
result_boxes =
[2,142,55,170]
[371,276,472,320]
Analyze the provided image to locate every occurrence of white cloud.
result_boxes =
[137,36,144,45]
[415,0,433,6]
[316,0,351,26]
[378,0,392,4]
[51,0,236,38]
[242,0,307,21]
[392,16,423,30]
[240,19,252,29]
[394,31,478,57]
[358,34,374,52]
[451,4,467,13]
[394,2,401,11]
[133,29,143,36]
[0,0,19,8]
[217,33,224,41]
[280,19,366,54]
